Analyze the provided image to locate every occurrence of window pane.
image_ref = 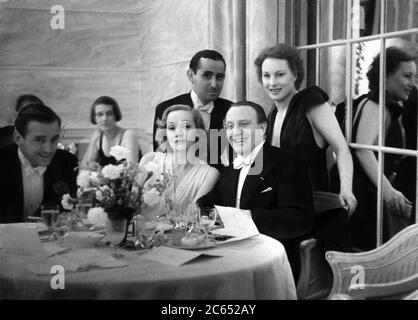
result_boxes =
[386,0,418,34]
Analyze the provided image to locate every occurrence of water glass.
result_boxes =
[41,204,60,231]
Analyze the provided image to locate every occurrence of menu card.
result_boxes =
[211,205,259,244]
[0,224,46,258]
[138,246,222,266]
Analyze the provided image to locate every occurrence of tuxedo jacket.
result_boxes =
[198,143,314,240]
[198,144,314,277]
[153,92,233,154]
[0,144,78,223]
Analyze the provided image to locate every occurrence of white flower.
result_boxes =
[77,170,91,188]
[90,171,99,184]
[109,145,130,161]
[95,190,104,202]
[87,207,107,227]
[144,161,159,173]
[67,143,77,155]
[143,188,160,206]
[61,193,74,210]
[102,164,124,180]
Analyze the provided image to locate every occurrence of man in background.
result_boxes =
[153,49,233,166]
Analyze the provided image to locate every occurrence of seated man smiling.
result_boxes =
[0,104,78,223]
[198,101,314,279]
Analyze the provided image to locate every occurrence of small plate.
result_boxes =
[164,239,216,250]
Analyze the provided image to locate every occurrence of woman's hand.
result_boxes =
[91,128,102,144]
[383,185,412,218]
[339,190,357,217]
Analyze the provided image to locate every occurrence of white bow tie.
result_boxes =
[233,156,252,170]
[197,104,214,114]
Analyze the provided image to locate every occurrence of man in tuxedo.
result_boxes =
[0,104,78,223]
[153,49,233,165]
[198,101,314,279]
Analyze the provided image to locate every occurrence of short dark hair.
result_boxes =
[90,96,122,124]
[15,104,61,137]
[15,94,44,112]
[189,50,226,73]
[156,104,205,131]
[367,46,417,91]
[254,44,305,89]
[227,101,267,124]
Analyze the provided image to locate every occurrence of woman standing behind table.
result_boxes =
[82,96,142,166]
[139,104,219,218]
[254,44,357,215]
[351,47,417,250]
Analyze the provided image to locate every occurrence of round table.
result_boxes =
[0,234,296,300]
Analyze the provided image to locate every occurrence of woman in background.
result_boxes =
[139,104,219,218]
[351,46,417,250]
[82,96,141,166]
[254,44,357,215]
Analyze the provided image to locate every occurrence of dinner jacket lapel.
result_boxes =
[9,146,24,221]
[239,144,277,209]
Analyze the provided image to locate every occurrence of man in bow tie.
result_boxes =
[153,50,233,167]
[0,104,78,223]
[198,101,314,279]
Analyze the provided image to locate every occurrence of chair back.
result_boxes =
[326,223,418,298]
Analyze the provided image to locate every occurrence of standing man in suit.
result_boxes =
[198,101,314,279]
[0,104,78,223]
[153,49,233,165]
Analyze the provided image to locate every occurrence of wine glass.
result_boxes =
[168,202,186,229]
[105,218,127,258]
[198,207,218,240]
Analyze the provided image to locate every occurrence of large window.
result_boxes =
[292,0,418,247]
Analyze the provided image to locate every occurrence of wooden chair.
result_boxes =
[297,191,347,300]
[326,223,418,300]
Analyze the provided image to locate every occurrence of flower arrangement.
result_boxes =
[62,146,173,226]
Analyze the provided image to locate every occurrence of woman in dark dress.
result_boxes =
[254,44,357,216]
[351,47,416,250]
[82,96,142,166]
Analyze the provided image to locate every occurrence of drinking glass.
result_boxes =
[105,218,127,258]
[41,204,60,239]
[168,202,186,229]
[198,207,218,239]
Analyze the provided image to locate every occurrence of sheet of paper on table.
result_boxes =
[212,205,259,244]
[0,224,46,258]
[138,246,222,266]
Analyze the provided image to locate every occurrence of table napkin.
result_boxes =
[138,246,222,266]
[27,249,128,275]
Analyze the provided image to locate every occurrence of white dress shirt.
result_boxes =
[234,141,265,208]
[18,149,46,218]
[191,90,214,131]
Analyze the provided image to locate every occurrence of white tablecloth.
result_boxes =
[0,234,296,300]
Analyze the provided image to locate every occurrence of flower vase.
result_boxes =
[105,216,128,245]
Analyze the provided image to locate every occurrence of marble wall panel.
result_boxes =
[0,0,151,13]
[0,8,142,68]
[139,0,209,67]
[0,68,142,129]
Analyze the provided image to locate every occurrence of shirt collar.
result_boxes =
[233,140,265,170]
[18,148,47,176]
[190,90,214,114]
